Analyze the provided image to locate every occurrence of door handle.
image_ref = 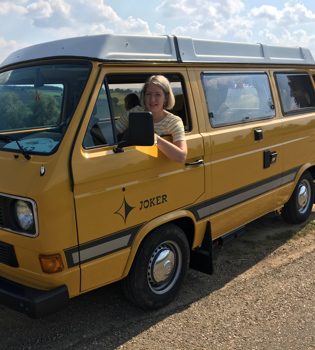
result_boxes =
[254,128,263,141]
[185,159,204,166]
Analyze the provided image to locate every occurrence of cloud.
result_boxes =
[158,0,250,41]
[71,0,121,24]
[173,15,252,41]
[154,23,166,35]
[0,37,28,65]
[249,0,315,27]
[156,0,244,19]
[20,0,151,38]
[258,28,315,53]
[116,16,151,35]
[0,0,27,15]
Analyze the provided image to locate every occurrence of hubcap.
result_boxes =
[297,179,311,214]
[147,241,182,294]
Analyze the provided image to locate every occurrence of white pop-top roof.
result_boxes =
[1,34,314,68]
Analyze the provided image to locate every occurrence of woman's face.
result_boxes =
[144,83,167,114]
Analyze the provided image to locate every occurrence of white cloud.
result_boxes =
[71,0,121,24]
[173,21,203,36]
[0,37,28,65]
[258,28,315,54]
[158,0,249,41]
[154,23,166,35]
[156,0,195,17]
[249,1,315,27]
[0,1,27,15]
[156,0,244,19]
[117,16,151,35]
[26,0,72,28]
[20,0,151,38]
[173,15,252,41]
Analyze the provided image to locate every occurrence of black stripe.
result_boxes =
[188,166,301,221]
[64,223,143,268]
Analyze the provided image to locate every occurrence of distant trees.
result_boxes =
[112,97,119,106]
[0,92,27,130]
[0,91,59,130]
[28,93,59,126]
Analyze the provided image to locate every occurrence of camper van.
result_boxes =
[0,34,315,318]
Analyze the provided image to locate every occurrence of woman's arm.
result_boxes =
[155,134,187,163]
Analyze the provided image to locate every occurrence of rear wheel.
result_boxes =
[281,170,314,224]
[122,223,190,310]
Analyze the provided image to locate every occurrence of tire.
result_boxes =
[281,170,314,224]
[122,223,190,310]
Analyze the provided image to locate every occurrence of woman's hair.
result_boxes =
[124,93,140,110]
[140,75,175,110]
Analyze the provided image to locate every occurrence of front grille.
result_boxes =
[0,241,19,267]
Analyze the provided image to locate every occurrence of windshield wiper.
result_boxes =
[0,135,31,160]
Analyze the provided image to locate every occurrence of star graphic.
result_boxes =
[115,196,135,223]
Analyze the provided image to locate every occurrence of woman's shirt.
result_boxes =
[115,106,186,143]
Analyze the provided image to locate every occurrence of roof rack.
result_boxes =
[1,34,314,68]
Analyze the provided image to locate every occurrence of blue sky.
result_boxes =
[1,0,315,64]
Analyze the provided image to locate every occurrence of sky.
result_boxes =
[1,0,315,64]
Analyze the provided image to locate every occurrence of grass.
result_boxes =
[292,221,315,240]
[216,218,315,262]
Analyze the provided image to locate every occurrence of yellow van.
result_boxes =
[1,34,315,318]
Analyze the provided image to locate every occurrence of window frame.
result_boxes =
[83,72,191,149]
[274,71,315,116]
[201,71,276,128]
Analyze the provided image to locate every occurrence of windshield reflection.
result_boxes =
[0,63,90,155]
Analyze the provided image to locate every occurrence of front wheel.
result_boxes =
[122,223,190,310]
[281,170,314,224]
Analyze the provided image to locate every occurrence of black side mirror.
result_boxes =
[114,112,154,152]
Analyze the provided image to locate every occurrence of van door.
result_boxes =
[190,70,284,239]
[71,68,204,291]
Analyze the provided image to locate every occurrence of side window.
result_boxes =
[275,73,315,114]
[83,73,189,148]
[202,73,275,127]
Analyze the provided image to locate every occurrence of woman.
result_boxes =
[116,75,187,163]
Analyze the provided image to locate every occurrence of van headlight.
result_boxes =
[14,200,34,231]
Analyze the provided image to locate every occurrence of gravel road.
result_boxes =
[1,210,315,350]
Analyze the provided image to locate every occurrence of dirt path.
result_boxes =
[1,210,315,349]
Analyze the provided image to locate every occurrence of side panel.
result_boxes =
[189,68,285,239]
[71,67,205,291]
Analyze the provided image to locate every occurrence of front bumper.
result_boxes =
[0,276,69,318]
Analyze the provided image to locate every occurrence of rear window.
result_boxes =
[275,73,315,115]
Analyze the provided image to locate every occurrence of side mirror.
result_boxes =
[114,112,154,152]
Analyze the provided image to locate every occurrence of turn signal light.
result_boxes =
[39,254,64,274]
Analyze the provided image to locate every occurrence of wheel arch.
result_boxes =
[282,166,314,223]
[306,164,315,182]
[122,210,196,278]
[283,164,314,203]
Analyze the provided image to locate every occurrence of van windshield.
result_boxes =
[0,63,90,156]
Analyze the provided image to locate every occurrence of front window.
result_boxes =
[0,63,90,155]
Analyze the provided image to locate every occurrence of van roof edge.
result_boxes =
[1,34,314,68]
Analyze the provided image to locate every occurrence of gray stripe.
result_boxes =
[197,171,296,220]
[72,235,131,264]
[282,171,297,185]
